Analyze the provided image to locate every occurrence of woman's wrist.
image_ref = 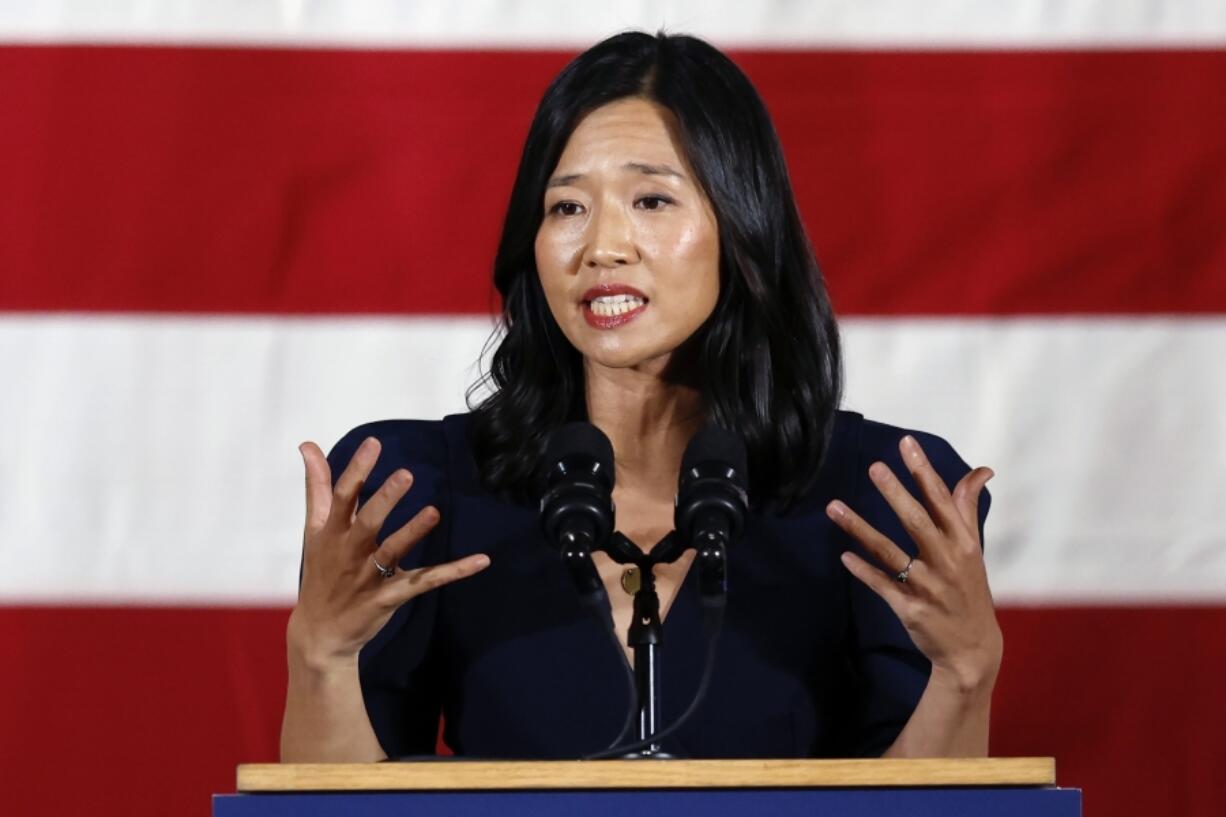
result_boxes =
[286,615,361,676]
[928,656,1000,699]
[288,644,359,680]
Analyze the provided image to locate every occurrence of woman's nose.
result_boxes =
[583,204,639,268]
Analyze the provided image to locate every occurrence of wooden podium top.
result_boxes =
[237,757,1055,792]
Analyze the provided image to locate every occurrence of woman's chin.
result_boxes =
[580,342,674,374]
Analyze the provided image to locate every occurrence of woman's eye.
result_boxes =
[636,195,673,211]
[549,201,584,217]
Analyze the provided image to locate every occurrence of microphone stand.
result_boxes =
[626,564,665,756]
[603,530,690,758]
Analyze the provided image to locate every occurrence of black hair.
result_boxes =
[466,30,842,511]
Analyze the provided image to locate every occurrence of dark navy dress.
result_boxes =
[326,410,988,760]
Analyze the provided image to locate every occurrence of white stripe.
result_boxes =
[1,0,1224,48]
[1,315,1223,604]
[0,314,492,605]
[842,317,1226,605]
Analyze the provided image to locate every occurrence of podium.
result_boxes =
[216,758,1080,815]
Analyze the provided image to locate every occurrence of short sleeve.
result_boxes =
[840,420,991,756]
[326,420,453,758]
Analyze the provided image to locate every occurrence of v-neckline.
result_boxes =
[595,549,696,667]
[603,554,701,667]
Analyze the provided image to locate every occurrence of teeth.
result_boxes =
[589,295,646,317]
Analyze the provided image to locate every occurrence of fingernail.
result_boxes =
[985,468,996,483]
[473,554,491,568]
[839,551,854,568]
[869,462,888,480]
[827,500,846,519]
[902,435,921,459]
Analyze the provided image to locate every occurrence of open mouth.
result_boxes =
[586,293,647,317]
[581,294,648,329]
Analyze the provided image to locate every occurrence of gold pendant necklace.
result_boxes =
[620,566,642,595]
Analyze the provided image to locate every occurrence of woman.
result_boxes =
[281,31,1001,762]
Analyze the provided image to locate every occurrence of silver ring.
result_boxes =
[895,557,914,584]
[372,556,395,579]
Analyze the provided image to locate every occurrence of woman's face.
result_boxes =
[535,98,721,372]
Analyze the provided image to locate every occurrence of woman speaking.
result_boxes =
[280,31,1001,762]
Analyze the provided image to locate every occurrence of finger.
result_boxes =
[952,467,994,543]
[351,468,414,544]
[867,461,947,565]
[827,500,912,577]
[299,442,332,532]
[899,435,962,534]
[840,551,907,608]
[328,437,381,530]
[371,504,441,570]
[390,553,492,603]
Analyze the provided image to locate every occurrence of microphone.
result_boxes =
[675,427,748,609]
[539,422,616,607]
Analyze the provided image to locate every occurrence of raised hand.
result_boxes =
[826,434,1001,693]
[288,436,490,668]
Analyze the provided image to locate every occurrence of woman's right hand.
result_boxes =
[287,436,491,669]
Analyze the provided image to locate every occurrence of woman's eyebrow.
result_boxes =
[546,173,582,189]
[546,162,686,189]
[624,161,685,179]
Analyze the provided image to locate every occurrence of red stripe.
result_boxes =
[991,606,1224,816]
[0,606,287,816]
[1,46,1223,315]
[0,605,1222,814]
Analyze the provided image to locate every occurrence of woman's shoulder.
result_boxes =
[326,413,477,494]
[822,410,978,495]
[821,409,988,525]
[328,417,444,465]
[831,410,970,468]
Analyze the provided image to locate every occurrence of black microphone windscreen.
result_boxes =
[544,422,615,475]
[681,426,747,480]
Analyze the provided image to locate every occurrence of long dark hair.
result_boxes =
[467,31,842,511]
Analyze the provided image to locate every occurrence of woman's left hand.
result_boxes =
[827,434,1002,692]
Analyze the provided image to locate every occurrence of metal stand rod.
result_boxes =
[634,643,659,749]
[627,570,663,755]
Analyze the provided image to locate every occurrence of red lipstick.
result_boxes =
[581,283,648,302]
[580,283,649,329]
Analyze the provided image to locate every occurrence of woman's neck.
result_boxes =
[583,358,704,500]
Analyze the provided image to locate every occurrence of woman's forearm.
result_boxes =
[279,643,386,763]
[882,665,996,757]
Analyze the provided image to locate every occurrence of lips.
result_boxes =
[580,283,649,329]
[581,283,647,302]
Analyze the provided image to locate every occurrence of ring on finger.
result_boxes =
[372,556,396,579]
[895,557,915,584]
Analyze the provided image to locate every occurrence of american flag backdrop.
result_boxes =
[1,1,1224,814]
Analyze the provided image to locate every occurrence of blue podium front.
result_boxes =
[216,786,1081,816]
